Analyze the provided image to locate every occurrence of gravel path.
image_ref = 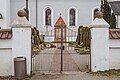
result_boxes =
[50,49,79,71]
[29,72,120,80]
[32,44,89,72]
[0,72,120,80]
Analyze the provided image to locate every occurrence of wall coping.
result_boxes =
[89,18,110,28]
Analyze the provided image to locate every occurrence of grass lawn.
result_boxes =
[90,69,120,76]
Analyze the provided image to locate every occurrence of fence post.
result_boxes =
[89,11,110,72]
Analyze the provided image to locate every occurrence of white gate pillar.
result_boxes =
[11,10,32,75]
[89,12,110,72]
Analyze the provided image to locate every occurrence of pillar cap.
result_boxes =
[89,11,110,28]
[89,18,110,28]
[11,10,31,28]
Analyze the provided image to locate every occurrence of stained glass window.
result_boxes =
[45,8,51,26]
[70,8,76,26]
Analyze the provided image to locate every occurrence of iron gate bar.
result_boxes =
[60,25,64,73]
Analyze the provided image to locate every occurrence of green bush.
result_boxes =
[76,26,90,49]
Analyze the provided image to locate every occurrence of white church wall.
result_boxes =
[109,39,120,69]
[0,0,10,28]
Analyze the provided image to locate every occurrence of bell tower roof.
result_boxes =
[55,15,66,27]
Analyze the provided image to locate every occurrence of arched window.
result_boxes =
[45,8,51,26]
[69,8,76,26]
[93,8,99,20]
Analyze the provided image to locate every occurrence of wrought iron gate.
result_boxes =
[32,26,91,73]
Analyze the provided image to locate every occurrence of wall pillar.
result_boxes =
[11,10,32,75]
[89,12,110,72]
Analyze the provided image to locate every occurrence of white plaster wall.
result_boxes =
[109,39,120,47]
[12,28,31,75]
[0,0,10,28]
[117,16,120,28]
[0,39,12,76]
[0,28,31,76]
[0,39,12,48]
[91,28,109,72]
[109,39,120,69]
[0,49,12,76]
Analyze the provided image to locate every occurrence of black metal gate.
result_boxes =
[32,26,91,73]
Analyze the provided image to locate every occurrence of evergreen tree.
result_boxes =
[110,13,116,29]
[100,0,104,12]
[100,0,116,28]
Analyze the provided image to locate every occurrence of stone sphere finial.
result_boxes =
[95,11,103,19]
[17,10,26,17]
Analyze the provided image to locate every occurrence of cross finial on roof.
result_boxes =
[60,13,62,16]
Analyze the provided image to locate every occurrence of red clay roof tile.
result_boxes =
[0,29,120,39]
[109,29,120,39]
[0,29,12,39]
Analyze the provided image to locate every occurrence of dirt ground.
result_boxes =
[24,71,120,80]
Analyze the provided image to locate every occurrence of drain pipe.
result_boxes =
[36,0,38,28]
[25,0,29,21]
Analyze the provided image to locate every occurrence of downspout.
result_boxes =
[36,0,38,28]
[26,0,29,21]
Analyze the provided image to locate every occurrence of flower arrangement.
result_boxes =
[39,44,45,50]
[45,43,56,48]
[75,42,84,48]
[46,44,51,48]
